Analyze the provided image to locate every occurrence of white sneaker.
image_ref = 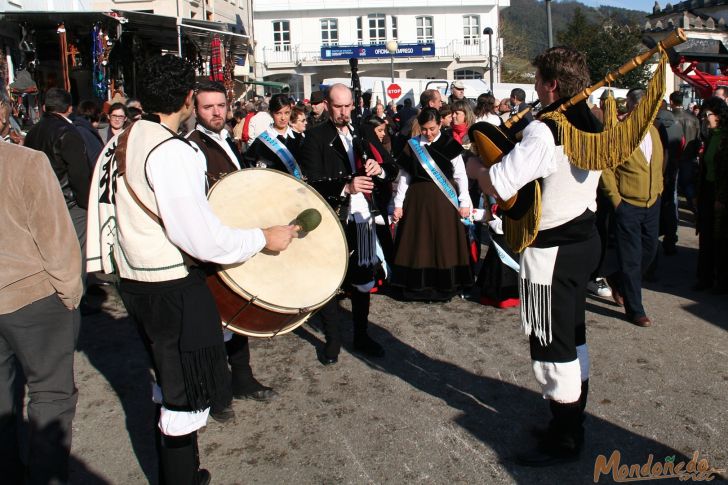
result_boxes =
[587,278,612,298]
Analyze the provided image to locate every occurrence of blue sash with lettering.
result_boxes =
[407,137,472,227]
[259,131,302,179]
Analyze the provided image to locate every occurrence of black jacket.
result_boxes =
[507,102,534,139]
[243,130,304,173]
[299,120,397,216]
[71,115,104,171]
[24,113,91,209]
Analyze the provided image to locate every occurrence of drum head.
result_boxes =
[207,169,348,313]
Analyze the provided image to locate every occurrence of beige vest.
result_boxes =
[101,121,190,281]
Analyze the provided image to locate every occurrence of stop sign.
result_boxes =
[387,83,402,99]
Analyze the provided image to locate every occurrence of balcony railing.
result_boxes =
[261,40,488,66]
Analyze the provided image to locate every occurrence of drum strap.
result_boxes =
[259,131,302,179]
[113,123,165,228]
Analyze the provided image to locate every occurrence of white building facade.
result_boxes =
[253,0,509,100]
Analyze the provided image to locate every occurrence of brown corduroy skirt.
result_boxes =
[391,181,473,300]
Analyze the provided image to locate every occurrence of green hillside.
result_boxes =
[501,0,648,83]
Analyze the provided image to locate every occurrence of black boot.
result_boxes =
[209,343,235,423]
[579,379,589,414]
[226,335,277,400]
[159,431,210,485]
[318,300,341,364]
[351,291,384,358]
[517,400,583,467]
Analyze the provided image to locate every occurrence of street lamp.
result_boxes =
[483,27,494,92]
[386,40,398,84]
[546,0,554,48]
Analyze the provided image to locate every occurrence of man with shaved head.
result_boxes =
[299,84,397,365]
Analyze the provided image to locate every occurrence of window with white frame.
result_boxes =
[369,14,386,44]
[454,69,482,80]
[391,16,398,41]
[416,16,434,43]
[321,18,338,46]
[357,16,363,44]
[272,20,291,52]
[463,15,480,45]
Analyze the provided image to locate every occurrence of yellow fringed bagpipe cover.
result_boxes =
[539,51,668,172]
[500,49,669,253]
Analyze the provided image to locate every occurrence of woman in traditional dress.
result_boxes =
[360,116,397,277]
[476,198,520,308]
[243,93,304,174]
[390,108,473,301]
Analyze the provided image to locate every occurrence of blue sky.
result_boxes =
[573,0,655,13]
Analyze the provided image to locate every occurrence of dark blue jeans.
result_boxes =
[678,158,699,206]
[614,199,661,318]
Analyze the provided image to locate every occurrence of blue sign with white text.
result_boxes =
[320,43,436,60]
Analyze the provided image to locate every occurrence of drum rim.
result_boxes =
[208,168,349,313]
[222,313,312,338]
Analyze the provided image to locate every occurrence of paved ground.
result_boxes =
[69,214,727,485]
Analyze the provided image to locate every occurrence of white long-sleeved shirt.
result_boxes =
[638,131,653,165]
[146,136,266,264]
[489,119,600,231]
[265,125,296,141]
[393,133,471,209]
[489,121,557,201]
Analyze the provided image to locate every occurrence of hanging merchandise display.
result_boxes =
[57,23,71,91]
[209,34,223,82]
[67,43,81,68]
[92,24,112,100]
[223,45,235,103]
[184,37,205,75]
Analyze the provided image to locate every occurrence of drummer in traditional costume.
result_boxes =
[391,108,474,302]
[186,81,279,426]
[468,47,603,465]
[298,83,397,365]
[243,93,304,174]
[86,55,297,484]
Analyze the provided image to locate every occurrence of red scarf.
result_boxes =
[451,123,468,143]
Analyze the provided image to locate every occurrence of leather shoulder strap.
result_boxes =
[121,175,164,227]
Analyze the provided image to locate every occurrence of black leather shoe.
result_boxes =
[692,281,712,292]
[353,336,385,358]
[515,446,580,467]
[234,386,278,402]
[197,468,212,485]
[209,406,235,423]
[318,352,338,366]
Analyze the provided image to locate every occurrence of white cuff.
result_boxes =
[532,359,581,403]
[159,407,209,436]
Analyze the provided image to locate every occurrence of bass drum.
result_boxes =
[206,168,348,337]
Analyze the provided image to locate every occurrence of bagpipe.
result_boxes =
[469,28,688,253]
